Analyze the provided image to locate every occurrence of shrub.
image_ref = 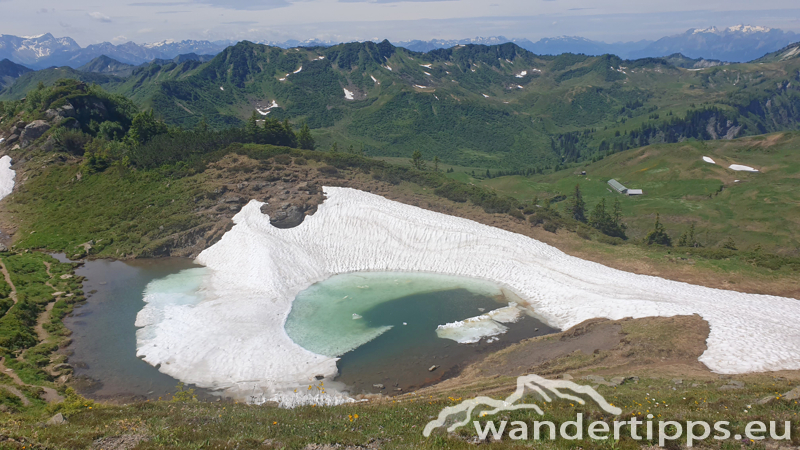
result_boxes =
[434,183,469,203]
[318,165,339,175]
[52,127,91,155]
[273,154,293,165]
[543,222,559,233]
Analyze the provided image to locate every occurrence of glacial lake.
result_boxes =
[62,256,215,402]
[65,258,556,400]
[285,272,557,394]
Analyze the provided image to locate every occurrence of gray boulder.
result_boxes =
[719,380,745,391]
[782,386,800,401]
[269,205,306,229]
[58,104,76,117]
[46,413,66,426]
[20,120,51,148]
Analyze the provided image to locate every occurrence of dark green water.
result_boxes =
[335,288,557,394]
[62,256,214,402]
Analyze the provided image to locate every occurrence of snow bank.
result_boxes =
[293,67,303,74]
[256,100,279,115]
[703,156,716,164]
[515,71,527,78]
[343,88,354,100]
[370,75,379,84]
[729,164,759,172]
[0,156,15,200]
[136,187,800,402]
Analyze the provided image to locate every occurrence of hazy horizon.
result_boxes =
[2,0,798,47]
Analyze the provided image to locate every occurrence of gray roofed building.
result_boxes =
[607,179,627,194]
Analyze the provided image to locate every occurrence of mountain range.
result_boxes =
[5,38,798,170]
[395,26,799,62]
[0,33,232,69]
[1,25,798,71]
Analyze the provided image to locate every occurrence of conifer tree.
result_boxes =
[568,184,587,222]
[677,222,700,247]
[645,213,672,246]
[410,150,426,169]
[330,142,339,153]
[433,156,440,172]
[722,236,738,250]
[297,123,315,150]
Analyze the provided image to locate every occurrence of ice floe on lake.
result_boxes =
[135,187,800,403]
[436,303,523,344]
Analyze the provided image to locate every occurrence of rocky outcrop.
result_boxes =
[20,120,51,148]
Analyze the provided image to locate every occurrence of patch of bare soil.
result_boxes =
[92,434,150,450]
[413,315,726,398]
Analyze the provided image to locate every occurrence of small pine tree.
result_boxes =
[645,213,672,246]
[433,156,440,172]
[297,123,315,150]
[677,222,699,247]
[330,142,339,153]
[568,184,587,223]
[722,236,738,250]
[410,150,426,170]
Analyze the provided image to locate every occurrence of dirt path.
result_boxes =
[0,260,65,404]
[0,256,17,305]
[0,357,64,404]
[34,302,54,342]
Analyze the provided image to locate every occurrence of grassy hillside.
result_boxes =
[454,132,800,254]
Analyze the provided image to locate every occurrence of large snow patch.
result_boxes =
[0,156,15,200]
[136,187,800,401]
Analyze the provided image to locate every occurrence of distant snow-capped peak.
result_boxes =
[692,25,773,35]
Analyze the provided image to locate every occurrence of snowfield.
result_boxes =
[703,156,715,164]
[343,88,355,100]
[0,156,15,200]
[729,164,759,172]
[135,187,800,402]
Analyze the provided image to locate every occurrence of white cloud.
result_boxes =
[88,11,112,23]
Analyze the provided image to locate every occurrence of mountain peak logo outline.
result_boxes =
[423,374,622,437]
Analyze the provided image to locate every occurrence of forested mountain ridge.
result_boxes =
[2,39,800,168]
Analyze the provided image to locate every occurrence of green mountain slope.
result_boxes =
[753,41,800,63]
[3,40,800,168]
[78,55,135,77]
[0,59,32,90]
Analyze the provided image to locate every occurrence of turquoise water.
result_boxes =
[285,272,557,394]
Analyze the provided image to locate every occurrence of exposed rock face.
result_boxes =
[268,204,307,228]
[20,120,51,148]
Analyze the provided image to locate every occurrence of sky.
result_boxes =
[4,0,800,45]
